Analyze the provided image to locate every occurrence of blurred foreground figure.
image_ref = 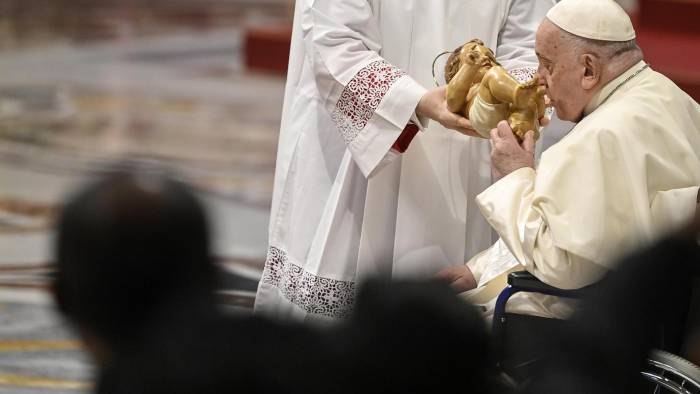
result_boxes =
[439,0,700,318]
[53,166,327,393]
[338,279,505,394]
[524,210,700,394]
[53,165,500,393]
[54,166,217,360]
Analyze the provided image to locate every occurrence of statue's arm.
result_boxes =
[446,62,481,113]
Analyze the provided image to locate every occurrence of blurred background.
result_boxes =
[0,0,698,392]
[0,1,291,392]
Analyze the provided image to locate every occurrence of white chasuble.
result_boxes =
[472,61,700,319]
[255,0,557,321]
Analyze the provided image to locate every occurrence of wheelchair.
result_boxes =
[493,270,700,393]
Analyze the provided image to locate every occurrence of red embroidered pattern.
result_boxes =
[260,246,356,319]
[331,60,406,144]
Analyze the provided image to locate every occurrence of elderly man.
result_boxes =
[438,0,700,318]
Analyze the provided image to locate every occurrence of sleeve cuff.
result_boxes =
[476,167,536,226]
[411,112,429,132]
[348,75,427,177]
[374,75,427,130]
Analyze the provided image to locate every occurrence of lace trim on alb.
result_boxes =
[508,66,538,84]
[260,246,355,319]
[331,60,406,144]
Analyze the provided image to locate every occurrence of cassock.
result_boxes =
[469,61,700,318]
[254,0,558,321]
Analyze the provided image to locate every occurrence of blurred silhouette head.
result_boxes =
[340,279,500,394]
[54,163,216,358]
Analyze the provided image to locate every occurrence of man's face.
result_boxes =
[535,20,588,122]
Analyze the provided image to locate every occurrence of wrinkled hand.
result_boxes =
[490,120,535,180]
[416,86,482,137]
[434,265,478,293]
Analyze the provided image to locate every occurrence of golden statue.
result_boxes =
[443,39,546,142]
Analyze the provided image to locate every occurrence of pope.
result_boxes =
[437,0,700,319]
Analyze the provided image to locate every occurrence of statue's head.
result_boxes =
[462,39,496,66]
[444,39,497,83]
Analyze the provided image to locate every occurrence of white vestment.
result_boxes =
[469,61,700,318]
[254,0,557,321]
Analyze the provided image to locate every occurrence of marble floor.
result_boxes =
[0,26,285,393]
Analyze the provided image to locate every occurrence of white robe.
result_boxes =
[255,0,557,321]
[470,61,700,318]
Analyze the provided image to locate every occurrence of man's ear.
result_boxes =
[580,53,601,90]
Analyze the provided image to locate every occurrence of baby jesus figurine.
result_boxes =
[444,39,546,142]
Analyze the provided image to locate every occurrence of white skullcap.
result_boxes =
[546,0,636,41]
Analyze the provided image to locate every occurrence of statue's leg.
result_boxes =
[480,66,522,105]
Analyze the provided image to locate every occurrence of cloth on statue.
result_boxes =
[469,94,511,138]
[471,61,700,318]
[254,0,559,322]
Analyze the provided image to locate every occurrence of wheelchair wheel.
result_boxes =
[642,350,700,393]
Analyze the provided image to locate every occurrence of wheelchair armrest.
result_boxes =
[507,270,597,299]
[494,271,601,330]
[493,271,603,371]
[507,271,560,294]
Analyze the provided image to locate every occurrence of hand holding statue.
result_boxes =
[490,121,536,180]
[442,39,547,142]
[416,86,482,137]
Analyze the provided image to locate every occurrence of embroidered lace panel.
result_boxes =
[260,246,356,319]
[331,60,406,144]
[508,66,538,84]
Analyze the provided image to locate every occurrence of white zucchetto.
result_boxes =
[546,0,636,41]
